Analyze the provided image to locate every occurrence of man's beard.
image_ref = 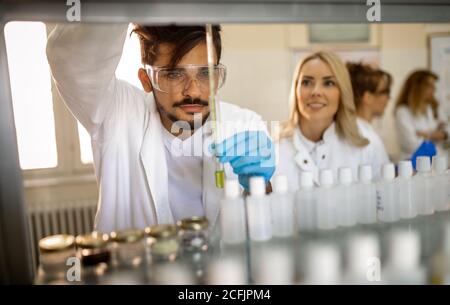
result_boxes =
[154,95,210,131]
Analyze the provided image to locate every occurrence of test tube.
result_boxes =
[205,23,224,188]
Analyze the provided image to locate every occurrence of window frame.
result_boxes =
[20,23,95,185]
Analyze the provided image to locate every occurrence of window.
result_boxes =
[4,22,58,170]
[6,22,144,172]
[309,24,370,43]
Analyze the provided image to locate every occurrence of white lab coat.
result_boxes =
[275,120,389,190]
[395,105,449,160]
[46,24,266,233]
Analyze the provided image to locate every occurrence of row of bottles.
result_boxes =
[217,155,450,284]
[211,222,450,284]
[220,155,450,242]
[36,155,450,285]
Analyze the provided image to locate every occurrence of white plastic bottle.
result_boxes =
[253,246,295,284]
[429,222,450,284]
[206,256,247,285]
[302,242,341,285]
[377,163,399,223]
[219,179,246,245]
[413,156,434,215]
[316,169,337,230]
[247,176,272,241]
[356,165,377,225]
[432,156,450,212]
[395,160,417,219]
[270,175,295,237]
[343,233,381,284]
[296,171,317,233]
[382,229,426,284]
[336,167,356,227]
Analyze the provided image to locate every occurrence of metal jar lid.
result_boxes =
[110,229,144,243]
[75,232,109,249]
[177,216,209,231]
[39,234,75,253]
[145,224,178,239]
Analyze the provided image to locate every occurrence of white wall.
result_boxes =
[219,23,450,160]
[220,24,292,122]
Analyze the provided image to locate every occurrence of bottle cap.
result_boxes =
[225,179,240,199]
[300,171,314,188]
[319,169,334,187]
[359,165,372,183]
[273,175,288,194]
[338,167,352,185]
[416,156,431,173]
[382,163,395,180]
[250,176,266,196]
[398,160,413,178]
[432,156,447,174]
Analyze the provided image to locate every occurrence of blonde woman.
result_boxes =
[275,51,389,190]
[395,70,449,160]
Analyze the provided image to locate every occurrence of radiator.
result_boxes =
[26,199,97,272]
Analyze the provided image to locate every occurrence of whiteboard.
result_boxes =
[429,34,450,121]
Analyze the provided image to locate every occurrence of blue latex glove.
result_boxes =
[411,140,437,170]
[210,131,276,191]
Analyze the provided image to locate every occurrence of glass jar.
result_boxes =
[75,232,111,283]
[110,229,145,267]
[76,232,111,266]
[177,216,209,252]
[145,224,179,262]
[39,234,76,279]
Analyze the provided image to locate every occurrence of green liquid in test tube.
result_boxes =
[206,24,224,189]
[215,168,225,189]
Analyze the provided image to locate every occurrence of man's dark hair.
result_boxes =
[132,24,222,67]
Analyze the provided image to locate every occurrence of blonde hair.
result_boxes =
[279,50,369,147]
[395,70,439,118]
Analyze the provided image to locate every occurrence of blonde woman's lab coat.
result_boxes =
[275,120,389,191]
[395,105,449,160]
[46,24,266,233]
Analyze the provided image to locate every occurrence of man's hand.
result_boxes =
[211,131,275,191]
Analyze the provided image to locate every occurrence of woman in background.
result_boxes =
[347,62,391,161]
[276,51,388,190]
[395,70,448,160]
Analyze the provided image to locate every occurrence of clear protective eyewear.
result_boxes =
[145,64,227,93]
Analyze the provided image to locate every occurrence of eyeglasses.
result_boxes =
[145,64,227,93]
[374,88,390,97]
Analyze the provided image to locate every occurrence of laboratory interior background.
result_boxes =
[10,22,450,215]
[1,1,450,286]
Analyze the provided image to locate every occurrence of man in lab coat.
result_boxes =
[46,24,275,233]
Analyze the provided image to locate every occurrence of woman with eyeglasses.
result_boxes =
[276,51,389,190]
[395,70,449,160]
[347,62,391,161]
[347,62,392,124]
